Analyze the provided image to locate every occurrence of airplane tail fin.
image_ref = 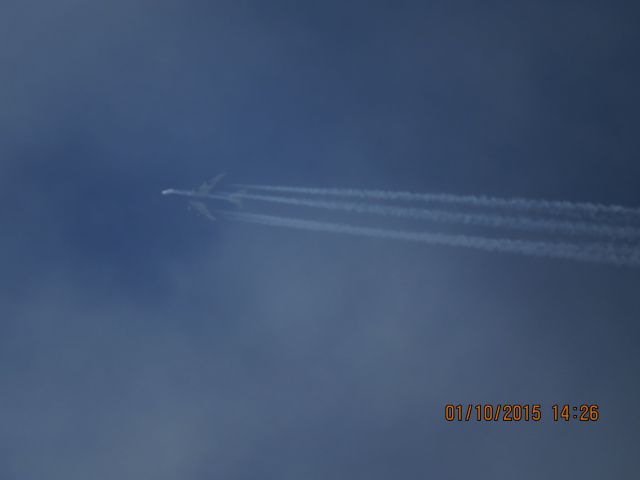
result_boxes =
[229,190,246,208]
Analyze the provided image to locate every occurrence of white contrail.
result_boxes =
[234,184,640,221]
[221,211,640,267]
[234,192,640,241]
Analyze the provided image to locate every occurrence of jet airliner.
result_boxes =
[162,174,242,221]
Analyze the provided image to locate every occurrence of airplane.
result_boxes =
[162,174,243,221]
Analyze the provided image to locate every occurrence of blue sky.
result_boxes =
[1,1,639,478]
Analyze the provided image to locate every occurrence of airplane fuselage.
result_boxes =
[161,188,237,204]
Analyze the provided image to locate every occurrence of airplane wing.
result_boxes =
[189,200,216,221]
[196,173,226,195]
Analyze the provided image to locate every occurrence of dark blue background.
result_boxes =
[1,1,639,478]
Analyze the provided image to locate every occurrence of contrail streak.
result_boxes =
[234,184,640,221]
[234,192,640,241]
[222,211,640,267]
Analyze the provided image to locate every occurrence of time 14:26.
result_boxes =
[553,404,600,421]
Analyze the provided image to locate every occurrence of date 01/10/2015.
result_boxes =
[444,404,600,422]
